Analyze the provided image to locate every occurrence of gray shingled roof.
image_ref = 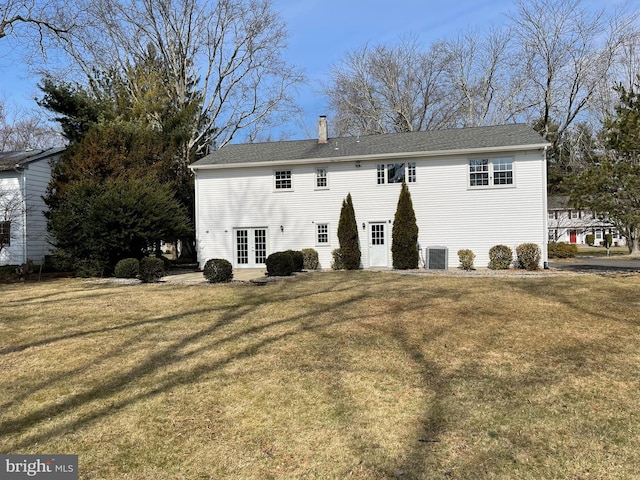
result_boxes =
[192,124,548,168]
[0,148,65,172]
[548,196,570,210]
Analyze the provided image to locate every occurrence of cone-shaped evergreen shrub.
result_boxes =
[392,182,419,269]
[337,193,361,270]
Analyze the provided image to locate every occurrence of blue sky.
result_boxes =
[0,0,623,140]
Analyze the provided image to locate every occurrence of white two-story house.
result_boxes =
[0,148,63,266]
[548,195,627,247]
[190,119,550,270]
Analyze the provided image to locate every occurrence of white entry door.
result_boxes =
[369,222,388,267]
[234,228,268,267]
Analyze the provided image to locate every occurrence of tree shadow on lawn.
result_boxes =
[1,275,375,452]
[3,272,636,477]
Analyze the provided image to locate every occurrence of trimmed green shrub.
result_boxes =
[139,257,166,283]
[265,251,294,276]
[331,248,345,270]
[301,248,319,270]
[604,233,613,248]
[392,181,419,269]
[585,234,595,246]
[337,193,361,270]
[285,250,304,272]
[114,258,140,278]
[548,242,578,259]
[516,243,541,270]
[203,258,233,283]
[488,245,513,270]
[457,249,476,270]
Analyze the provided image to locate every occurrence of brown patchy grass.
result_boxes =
[1,271,639,479]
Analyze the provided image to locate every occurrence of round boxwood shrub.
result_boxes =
[488,245,513,270]
[203,258,233,283]
[265,251,294,276]
[285,250,304,272]
[139,257,166,283]
[301,248,319,270]
[114,258,140,278]
[516,243,541,270]
[548,242,578,259]
[457,249,476,270]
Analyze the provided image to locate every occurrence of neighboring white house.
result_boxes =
[548,195,627,247]
[0,148,64,266]
[191,120,550,270]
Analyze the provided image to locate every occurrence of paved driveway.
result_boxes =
[549,257,640,273]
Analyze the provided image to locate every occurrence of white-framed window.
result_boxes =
[376,162,416,184]
[0,221,10,247]
[377,164,385,184]
[469,157,514,187]
[548,211,556,220]
[570,210,580,219]
[315,167,328,189]
[274,170,292,190]
[316,223,329,245]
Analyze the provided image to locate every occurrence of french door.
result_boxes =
[234,228,268,267]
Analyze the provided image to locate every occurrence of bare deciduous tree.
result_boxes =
[0,0,76,50]
[0,102,62,151]
[325,36,452,136]
[509,0,639,140]
[54,0,303,154]
[440,27,530,128]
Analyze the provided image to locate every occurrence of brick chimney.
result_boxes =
[318,115,328,144]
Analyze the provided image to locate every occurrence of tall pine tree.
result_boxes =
[337,193,361,270]
[392,181,419,269]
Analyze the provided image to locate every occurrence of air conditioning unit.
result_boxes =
[425,247,448,270]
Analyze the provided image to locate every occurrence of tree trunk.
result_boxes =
[629,227,640,256]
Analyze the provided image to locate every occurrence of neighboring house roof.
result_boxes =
[548,196,571,210]
[0,147,65,172]
[191,123,549,169]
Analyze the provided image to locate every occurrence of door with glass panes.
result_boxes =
[234,228,268,267]
[369,222,388,267]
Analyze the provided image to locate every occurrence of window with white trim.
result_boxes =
[376,162,416,184]
[469,157,513,187]
[315,168,328,189]
[316,223,329,245]
[274,170,292,190]
[548,211,556,220]
[0,221,10,247]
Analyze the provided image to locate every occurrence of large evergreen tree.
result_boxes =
[47,175,191,276]
[337,193,361,270]
[392,181,419,269]
[569,79,640,255]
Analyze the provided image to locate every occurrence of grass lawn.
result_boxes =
[576,245,630,257]
[1,271,640,479]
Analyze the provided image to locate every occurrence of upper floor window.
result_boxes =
[274,170,292,190]
[570,210,581,219]
[548,211,556,220]
[376,162,416,184]
[0,221,10,247]
[315,168,328,189]
[469,157,513,187]
[316,223,329,245]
